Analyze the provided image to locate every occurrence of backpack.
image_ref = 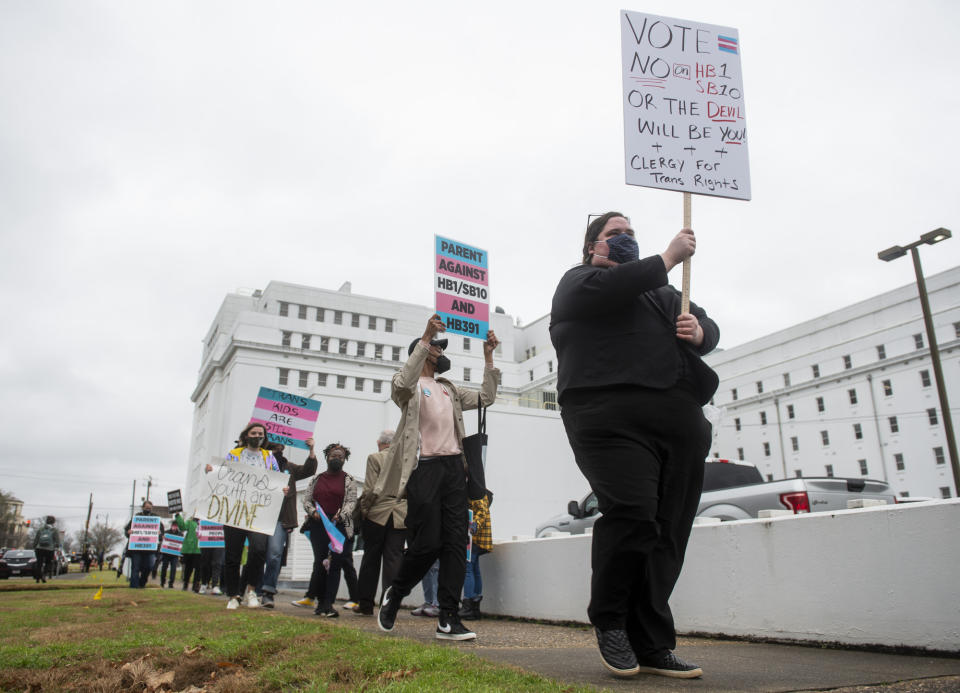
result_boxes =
[36,525,56,549]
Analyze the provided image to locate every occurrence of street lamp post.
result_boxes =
[878,228,959,496]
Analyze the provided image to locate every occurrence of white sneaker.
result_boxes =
[244,591,261,608]
[226,598,240,610]
[198,585,207,595]
[211,586,223,596]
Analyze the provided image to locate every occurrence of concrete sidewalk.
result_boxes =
[273,594,960,692]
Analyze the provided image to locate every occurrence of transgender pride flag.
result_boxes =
[250,386,321,450]
[718,35,738,54]
[315,503,345,554]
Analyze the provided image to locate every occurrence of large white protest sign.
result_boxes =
[621,10,751,200]
[195,459,288,535]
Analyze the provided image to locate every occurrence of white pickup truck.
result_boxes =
[535,459,897,536]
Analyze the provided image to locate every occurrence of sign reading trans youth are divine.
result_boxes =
[621,10,751,200]
[250,387,321,451]
[434,236,489,340]
[197,459,288,535]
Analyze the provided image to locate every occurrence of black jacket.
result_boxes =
[550,256,719,405]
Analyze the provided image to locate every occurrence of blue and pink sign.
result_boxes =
[434,236,489,340]
[250,387,321,451]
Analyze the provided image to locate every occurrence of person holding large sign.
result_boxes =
[123,500,163,589]
[549,212,719,679]
[376,314,499,642]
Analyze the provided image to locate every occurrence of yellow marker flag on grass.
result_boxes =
[93,585,103,600]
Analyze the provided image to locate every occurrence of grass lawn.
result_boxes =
[0,584,596,692]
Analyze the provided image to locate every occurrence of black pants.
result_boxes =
[389,455,468,613]
[200,547,224,587]
[35,549,54,581]
[159,554,178,587]
[561,386,711,657]
[180,553,201,591]
[357,516,407,610]
[223,526,268,598]
[306,520,357,607]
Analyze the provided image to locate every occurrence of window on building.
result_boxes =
[763,442,771,457]
[816,396,825,413]
[894,453,905,471]
[955,321,960,338]
[463,368,471,382]
[385,319,394,333]
[791,436,799,452]
[848,388,858,405]
[843,354,852,370]
[320,336,330,352]
[889,416,899,434]
[339,340,348,355]
[825,464,834,477]
[334,311,343,325]
[737,447,744,461]
[928,408,939,425]
[531,346,537,356]
[766,474,774,482]
[350,313,360,328]
[281,331,291,347]
[368,316,377,330]
[812,364,820,378]
[820,430,830,446]
[876,344,886,360]
[913,333,924,350]
[859,459,868,476]
[317,373,327,387]
[336,375,346,389]
[853,423,863,440]
[372,380,382,394]
[899,491,910,498]
[357,341,366,358]
[298,305,307,320]
[934,447,946,465]
[941,487,952,499]
[787,404,795,419]
[731,388,738,401]
[882,379,893,396]
[298,370,308,388]
[355,378,364,392]
[301,334,311,350]
[278,368,289,386]
[316,307,324,322]
[392,346,401,361]
[760,411,767,425]
[279,302,289,317]
[525,348,530,360]
[783,373,791,387]
[756,380,763,394]
[529,370,534,382]
[548,360,554,373]
[734,418,741,432]
[543,391,558,411]
[919,370,931,387]
[374,344,383,359]
[463,337,471,351]
[795,469,803,478]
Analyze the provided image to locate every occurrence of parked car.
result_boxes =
[535,459,898,536]
[0,549,38,579]
[54,549,70,575]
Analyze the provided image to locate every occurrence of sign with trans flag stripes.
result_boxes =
[434,235,490,340]
[250,387,321,451]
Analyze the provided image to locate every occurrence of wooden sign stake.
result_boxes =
[681,192,692,314]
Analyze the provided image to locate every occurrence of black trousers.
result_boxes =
[200,547,224,587]
[306,520,356,608]
[390,455,468,613]
[159,554,178,587]
[180,553,201,591]
[357,515,407,610]
[561,386,711,657]
[223,526,268,598]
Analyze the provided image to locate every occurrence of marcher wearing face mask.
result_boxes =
[215,422,285,610]
[549,212,719,679]
[301,443,360,618]
[376,314,500,642]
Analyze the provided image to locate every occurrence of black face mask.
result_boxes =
[247,437,264,448]
[435,355,451,374]
[327,459,344,472]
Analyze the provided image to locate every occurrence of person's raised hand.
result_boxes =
[661,228,696,271]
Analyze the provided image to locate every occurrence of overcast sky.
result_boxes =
[1,1,958,535]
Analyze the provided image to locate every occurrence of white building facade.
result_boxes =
[704,267,960,499]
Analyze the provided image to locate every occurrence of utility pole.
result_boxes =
[145,476,153,503]
[82,493,93,555]
[129,480,137,521]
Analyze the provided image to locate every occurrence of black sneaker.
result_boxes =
[595,628,639,677]
[636,651,703,678]
[436,610,476,641]
[352,604,373,615]
[377,586,399,632]
[314,605,339,618]
[261,594,275,609]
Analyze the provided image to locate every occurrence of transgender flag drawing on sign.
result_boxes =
[718,35,738,54]
[250,386,321,451]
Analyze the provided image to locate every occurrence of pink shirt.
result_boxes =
[418,376,461,457]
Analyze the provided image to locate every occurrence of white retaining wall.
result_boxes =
[480,500,960,652]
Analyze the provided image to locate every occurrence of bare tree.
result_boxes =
[85,523,125,557]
